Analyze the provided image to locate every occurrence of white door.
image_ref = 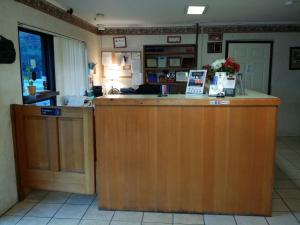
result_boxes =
[227,42,272,94]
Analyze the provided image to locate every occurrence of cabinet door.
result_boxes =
[12,105,95,196]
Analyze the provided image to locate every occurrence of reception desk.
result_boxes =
[94,91,280,216]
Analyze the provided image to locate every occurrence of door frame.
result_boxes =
[225,41,274,94]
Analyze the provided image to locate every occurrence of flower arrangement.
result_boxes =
[203,57,240,80]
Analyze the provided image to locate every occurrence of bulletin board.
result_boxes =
[101,51,142,78]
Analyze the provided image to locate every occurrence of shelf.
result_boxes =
[23,91,59,104]
[144,52,195,56]
[143,44,196,94]
[144,67,193,71]
[147,82,187,85]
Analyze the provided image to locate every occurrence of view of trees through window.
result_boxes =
[19,30,47,96]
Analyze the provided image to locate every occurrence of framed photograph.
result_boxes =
[168,57,181,67]
[207,42,222,53]
[146,57,158,68]
[185,70,207,95]
[113,36,127,48]
[289,47,300,70]
[167,36,181,43]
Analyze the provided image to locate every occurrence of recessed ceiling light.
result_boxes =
[285,0,294,5]
[187,6,206,15]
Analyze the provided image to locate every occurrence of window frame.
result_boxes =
[18,27,56,105]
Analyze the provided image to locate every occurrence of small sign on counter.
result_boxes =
[41,107,61,116]
[209,100,230,105]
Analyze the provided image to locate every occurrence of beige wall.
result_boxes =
[0,0,100,214]
[100,32,300,136]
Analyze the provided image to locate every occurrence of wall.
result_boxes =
[0,0,100,215]
[100,32,300,136]
[101,34,197,89]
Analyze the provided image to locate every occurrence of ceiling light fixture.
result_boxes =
[285,0,294,5]
[187,6,206,15]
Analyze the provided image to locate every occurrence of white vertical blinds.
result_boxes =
[54,37,88,105]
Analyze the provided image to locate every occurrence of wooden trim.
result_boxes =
[14,0,300,36]
[100,24,300,36]
[93,97,280,106]
[15,0,98,34]
[225,41,274,95]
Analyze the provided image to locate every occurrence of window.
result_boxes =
[18,28,56,105]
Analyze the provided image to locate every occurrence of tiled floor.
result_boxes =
[276,137,300,188]
[1,137,300,225]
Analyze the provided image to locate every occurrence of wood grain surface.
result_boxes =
[95,103,278,216]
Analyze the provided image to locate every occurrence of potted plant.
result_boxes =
[27,69,37,95]
[203,57,240,81]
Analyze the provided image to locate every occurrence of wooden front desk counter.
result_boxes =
[93,91,280,216]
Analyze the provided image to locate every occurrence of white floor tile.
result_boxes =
[143,223,170,225]
[143,213,172,224]
[266,212,300,225]
[285,199,300,212]
[0,216,22,225]
[204,215,236,225]
[82,204,114,221]
[278,189,300,199]
[26,203,61,217]
[47,218,80,225]
[79,219,109,225]
[273,190,281,199]
[112,211,143,222]
[110,221,140,225]
[235,215,268,225]
[173,213,204,224]
[24,190,48,202]
[54,204,88,219]
[275,180,297,189]
[272,199,289,212]
[16,217,50,225]
[41,192,70,204]
[66,194,95,205]
[6,202,36,216]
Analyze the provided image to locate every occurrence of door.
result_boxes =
[12,105,95,198]
[226,42,272,94]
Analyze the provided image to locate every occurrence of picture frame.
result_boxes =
[113,36,127,48]
[146,57,158,68]
[207,42,222,53]
[167,36,181,43]
[168,57,181,67]
[289,47,300,70]
[208,33,223,41]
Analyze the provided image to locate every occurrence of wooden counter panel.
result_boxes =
[12,105,95,196]
[95,105,277,215]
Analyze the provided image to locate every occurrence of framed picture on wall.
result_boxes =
[289,47,300,70]
[113,36,127,48]
[167,36,181,43]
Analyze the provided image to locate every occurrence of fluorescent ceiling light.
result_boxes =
[187,6,206,15]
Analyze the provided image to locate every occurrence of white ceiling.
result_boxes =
[49,0,300,27]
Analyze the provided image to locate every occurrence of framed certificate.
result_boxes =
[185,70,207,95]
[168,57,181,67]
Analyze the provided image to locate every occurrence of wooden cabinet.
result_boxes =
[143,44,197,94]
[11,105,95,198]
